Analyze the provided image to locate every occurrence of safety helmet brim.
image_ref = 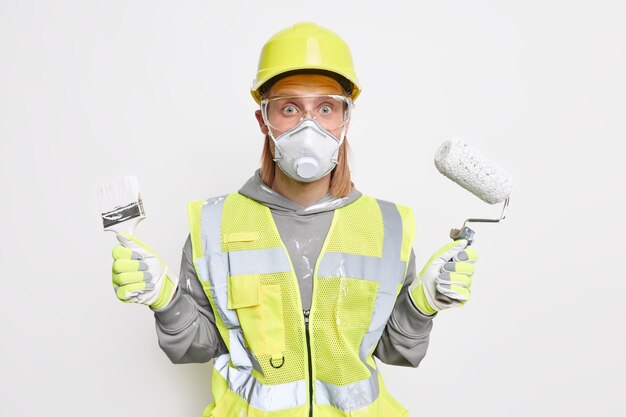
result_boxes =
[251,22,361,104]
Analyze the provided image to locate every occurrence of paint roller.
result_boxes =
[434,137,513,244]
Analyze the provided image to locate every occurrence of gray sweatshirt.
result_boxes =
[153,170,434,368]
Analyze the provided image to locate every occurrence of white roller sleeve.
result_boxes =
[434,137,513,204]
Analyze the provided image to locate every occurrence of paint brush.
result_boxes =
[98,175,146,235]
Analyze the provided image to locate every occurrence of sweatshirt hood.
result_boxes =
[238,169,362,216]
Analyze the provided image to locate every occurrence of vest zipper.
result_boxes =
[304,309,313,417]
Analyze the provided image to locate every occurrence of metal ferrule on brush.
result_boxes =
[101,197,145,229]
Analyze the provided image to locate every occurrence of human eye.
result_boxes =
[318,104,334,115]
[281,104,299,116]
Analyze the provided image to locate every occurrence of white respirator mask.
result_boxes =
[270,118,345,183]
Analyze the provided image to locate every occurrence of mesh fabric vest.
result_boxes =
[187,193,415,417]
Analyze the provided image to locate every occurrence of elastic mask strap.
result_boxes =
[266,124,283,161]
[331,124,347,163]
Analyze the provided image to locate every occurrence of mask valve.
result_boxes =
[295,157,319,179]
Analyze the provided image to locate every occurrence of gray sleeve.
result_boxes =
[373,248,436,367]
[152,234,227,364]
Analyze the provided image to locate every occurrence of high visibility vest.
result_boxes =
[187,192,416,417]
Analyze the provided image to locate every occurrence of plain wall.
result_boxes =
[1,0,625,416]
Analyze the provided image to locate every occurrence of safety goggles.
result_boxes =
[260,94,352,133]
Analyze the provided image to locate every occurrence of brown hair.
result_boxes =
[260,134,354,197]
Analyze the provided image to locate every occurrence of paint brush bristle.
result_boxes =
[99,175,145,233]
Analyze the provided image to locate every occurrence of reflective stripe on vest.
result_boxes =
[190,193,413,415]
[193,195,250,369]
[314,199,405,412]
[214,352,307,410]
[193,195,308,411]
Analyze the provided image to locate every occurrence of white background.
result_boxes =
[1,0,625,416]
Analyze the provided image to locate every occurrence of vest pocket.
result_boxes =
[313,277,379,386]
[227,274,260,309]
[228,278,286,362]
[223,231,260,243]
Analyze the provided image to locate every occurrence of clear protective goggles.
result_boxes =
[260,94,353,134]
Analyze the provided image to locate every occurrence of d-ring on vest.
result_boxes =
[187,193,416,417]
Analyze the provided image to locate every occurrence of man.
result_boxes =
[111,22,478,417]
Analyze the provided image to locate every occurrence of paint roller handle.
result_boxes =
[450,225,475,245]
[433,227,476,305]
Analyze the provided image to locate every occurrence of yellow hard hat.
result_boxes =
[251,22,361,104]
